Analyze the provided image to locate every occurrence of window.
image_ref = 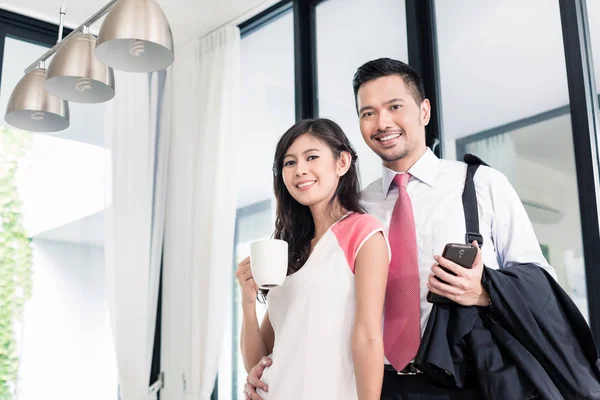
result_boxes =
[217,8,295,400]
[0,30,117,400]
[229,200,274,397]
[316,0,409,187]
[436,0,589,318]
[587,0,600,94]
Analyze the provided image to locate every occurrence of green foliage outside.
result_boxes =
[0,126,33,399]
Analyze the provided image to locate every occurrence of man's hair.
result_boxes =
[352,58,426,113]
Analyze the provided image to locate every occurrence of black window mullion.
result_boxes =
[558,0,600,345]
[293,0,318,120]
[0,9,73,48]
[405,0,443,158]
[239,0,292,38]
[0,30,6,88]
[0,8,70,42]
[210,375,218,400]
[0,9,72,96]
[150,257,163,397]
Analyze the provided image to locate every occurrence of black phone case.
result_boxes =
[427,243,478,305]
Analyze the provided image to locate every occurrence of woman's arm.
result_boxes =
[241,309,274,373]
[236,256,275,373]
[352,232,389,400]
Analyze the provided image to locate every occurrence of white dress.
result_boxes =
[257,212,389,400]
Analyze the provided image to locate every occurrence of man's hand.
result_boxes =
[427,241,490,307]
[243,356,272,400]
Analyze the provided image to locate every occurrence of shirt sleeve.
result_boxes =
[487,168,558,279]
[332,213,391,274]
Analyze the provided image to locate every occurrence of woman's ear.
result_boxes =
[337,151,352,177]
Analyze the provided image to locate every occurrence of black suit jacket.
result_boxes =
[414,264,600,400]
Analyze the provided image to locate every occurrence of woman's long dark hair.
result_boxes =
[272,118,365,275]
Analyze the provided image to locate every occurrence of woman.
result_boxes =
[236,118,390,399]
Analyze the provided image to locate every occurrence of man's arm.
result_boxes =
[428,167,558,306]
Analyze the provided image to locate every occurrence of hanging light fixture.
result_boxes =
[95,0,174,73]
[45,27,115,103]
[5,0,176,132]
[5,64,70,132]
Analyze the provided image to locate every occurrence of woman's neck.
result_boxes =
[310,201,346,240]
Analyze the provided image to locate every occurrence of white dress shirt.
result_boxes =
[361,148,556,337]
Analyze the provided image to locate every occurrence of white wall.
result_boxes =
[20,135,107,238]
[16,240,117,400]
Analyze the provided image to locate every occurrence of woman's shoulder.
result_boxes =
[336,212,385,232]
[332,212,388,272]
[331,212,387,249]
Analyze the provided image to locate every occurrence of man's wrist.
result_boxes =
[476,288,491,307]
[479,295,491,307]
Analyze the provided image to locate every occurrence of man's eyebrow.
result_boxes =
[384,98,405,105]
[358,105,374,115]
[358,98,405,114]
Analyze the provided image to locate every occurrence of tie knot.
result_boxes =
[393,173,410,189]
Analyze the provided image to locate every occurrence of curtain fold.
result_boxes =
[104,68,170,400]
[162,25,241,399]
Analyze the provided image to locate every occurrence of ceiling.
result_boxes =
[0,0,276,47]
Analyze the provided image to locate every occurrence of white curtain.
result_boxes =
[104,69,171,400]
[161,25,241,399]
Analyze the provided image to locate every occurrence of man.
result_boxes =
[244,58,555,399]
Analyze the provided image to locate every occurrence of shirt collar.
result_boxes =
[381,148,440,198]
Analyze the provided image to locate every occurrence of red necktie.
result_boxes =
[383,173,421,371]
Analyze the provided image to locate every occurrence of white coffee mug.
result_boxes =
[250,239,288,289]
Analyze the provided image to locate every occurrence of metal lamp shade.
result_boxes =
[95,0,174,73]
[5,68,70,132]
[45,33,115,103]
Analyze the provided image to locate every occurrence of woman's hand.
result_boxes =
[236,256,259,307]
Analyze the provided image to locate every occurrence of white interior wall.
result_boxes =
[16,240,117,400]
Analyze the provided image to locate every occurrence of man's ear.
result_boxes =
[421,98,431,126]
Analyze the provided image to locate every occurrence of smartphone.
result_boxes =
[426,243,478,304]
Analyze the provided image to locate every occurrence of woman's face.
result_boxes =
[281,134,348,209]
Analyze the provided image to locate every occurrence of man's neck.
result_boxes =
[384,147,428,173]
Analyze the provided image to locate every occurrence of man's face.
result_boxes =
[356,75,430,167]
